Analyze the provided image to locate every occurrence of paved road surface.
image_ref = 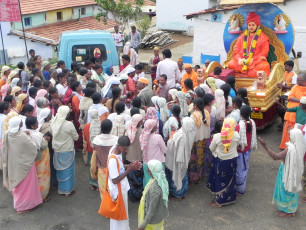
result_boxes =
[0,121,305,230]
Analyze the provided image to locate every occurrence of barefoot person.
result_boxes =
[206,118,239,207]
[2,116,43,213]
[103,136,141,230]
[235,105,257,195]
[258,125,305,217]
[25,116,51,202]
[51,106,79,197]
[138,159,169,230]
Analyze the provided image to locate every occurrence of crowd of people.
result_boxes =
[0,42,305,229]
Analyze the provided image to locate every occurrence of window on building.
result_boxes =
[57,12,62,20]
[24,17,31,26]
[81,7,86,15]
[72,44,107,63]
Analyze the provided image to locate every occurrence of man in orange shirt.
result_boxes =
[181,64,198,93]
[277,60,297,92]
[279,73,306,149]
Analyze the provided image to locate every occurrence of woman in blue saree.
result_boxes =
[258,125,305,217]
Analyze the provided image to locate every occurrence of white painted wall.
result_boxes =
[192,12,231,65]
[156,0,217,31]
[191,1,306,70]
[279,0,306,70]
[0,22,53,65]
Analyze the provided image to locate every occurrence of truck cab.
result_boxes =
[58,30,119,72]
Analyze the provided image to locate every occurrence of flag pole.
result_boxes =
[0,23,7,65]
[17,0,29,60]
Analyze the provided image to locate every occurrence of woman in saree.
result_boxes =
[149,47,163,81]
[259,125,305,217]
[71,81,84,150]
[51,106,79,197]
[2,116,43,213]
[39,108,58,188]
[91,119,118,200]
[138,159,168,230]
[25,116,51,202]
[189,98,211,184]
[165,117,196,200]
[84,109,100,190]
[126,114,144,201]
[206,118,239,207]
[140,119,167,188]
[175,91,188,117]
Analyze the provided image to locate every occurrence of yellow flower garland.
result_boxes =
[242,27,262,72]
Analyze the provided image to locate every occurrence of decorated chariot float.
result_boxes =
[204,1,301,129]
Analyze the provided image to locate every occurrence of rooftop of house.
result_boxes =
[20,0,156,15]
[185,5,241,19]
[10,16,117,45]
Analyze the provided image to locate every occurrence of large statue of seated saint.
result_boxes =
[228,12,270,78]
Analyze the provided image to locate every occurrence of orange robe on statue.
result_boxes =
[228,32,270,78]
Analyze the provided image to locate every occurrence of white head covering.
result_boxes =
[163,116,179,140]
[181,117,196,155]
[168,89,178,101]
[119,73,129,81]
[101,77,120,98]
[10,78,20,88]
[38,108,52,129]
[176,91,188,117]
[8,116,22,134]
[157,97,168,124]
[51,106,70,137]
[283,127,306,193]
[123,42,131,55]
[200,83,211,94]
[300,96,306,104]
[126,67,135,74]
[215,89,225,120]
[151,96,159,110]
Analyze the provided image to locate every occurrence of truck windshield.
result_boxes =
[72,44,107,63]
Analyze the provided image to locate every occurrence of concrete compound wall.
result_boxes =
[191,1,306,70]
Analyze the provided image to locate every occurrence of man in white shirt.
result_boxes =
[107,136,141,230]
[156,49,180,88]
[113,25,124,61]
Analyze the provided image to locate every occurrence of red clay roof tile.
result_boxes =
[11,16,117,45]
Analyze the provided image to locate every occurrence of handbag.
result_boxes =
[98,155,128,220]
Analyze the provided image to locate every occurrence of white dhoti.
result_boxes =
[110,191,130,230]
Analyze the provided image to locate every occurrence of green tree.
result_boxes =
[136,15,151,38]
[94,0,144,32]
